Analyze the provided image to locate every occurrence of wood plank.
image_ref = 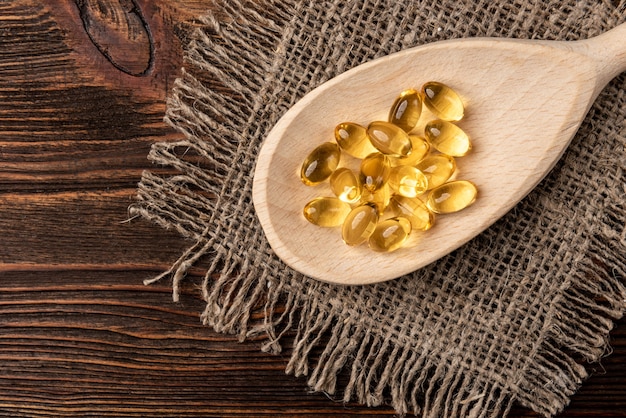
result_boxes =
[0,269,397,417]
[0,267,624,416]
[0,190,185,266]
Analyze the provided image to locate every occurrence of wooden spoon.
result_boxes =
[252,23,626,285]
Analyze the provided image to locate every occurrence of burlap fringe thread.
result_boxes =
[132,1,626,416]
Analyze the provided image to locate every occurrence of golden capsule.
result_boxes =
[303,197,352,227]
[388,165,428,198]
[360,183,391,215]
[424,120,471,157]
[300,142,341,186]
[368,217,412,253]
[329,167,362,204]
[334,122,378,159]
[359,152,391,192]
[342,204,379,246]
[421,81,464,121]
[426,180,477,214]
[415,154,457,190]
[389,195,435,231]
[388,88,422,132]
[367,121,413,157]
[390,135,430,167]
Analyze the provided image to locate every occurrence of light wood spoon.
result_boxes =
[253,23,626,285]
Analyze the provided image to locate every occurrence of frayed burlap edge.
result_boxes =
[131,1,626,416]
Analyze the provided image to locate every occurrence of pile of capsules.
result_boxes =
[299,81,477,253]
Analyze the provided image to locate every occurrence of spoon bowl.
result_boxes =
[253,24,626,285]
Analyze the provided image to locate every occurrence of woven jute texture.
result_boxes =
[132,1,626,416]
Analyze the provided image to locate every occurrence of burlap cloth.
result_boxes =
[132,0,626,416]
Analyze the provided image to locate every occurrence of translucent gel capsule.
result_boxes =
[415,154,457,190]
[360,183,391,215]
[342,204,379,246]
[389,195,435,231]
[367,121,413,157]
[390,135,430,167]
[300,142,341,185]
[359,153,391,192]
[426,180,478,214]
[329,167,362,204]
[303,197,352,227]
[334,122,378,159]
[424,120,471,157]
[388,165,428,198]
[368,217,412,253]
[388,89,422,132]
[421,81,464,121]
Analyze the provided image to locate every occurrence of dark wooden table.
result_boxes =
[1,1,625,416]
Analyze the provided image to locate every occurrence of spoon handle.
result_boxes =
[574,22,626,89]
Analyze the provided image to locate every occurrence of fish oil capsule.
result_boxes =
[424,120,471,157]
[342,204,379,246]
[388,165,428,198]
[303,197,352,227]
[421,81,464,121]
[360,183,391,215]
[329,167,362,204]
[367,121,413,157]
[388,89,422,132]
[368,217,412,253]
[389,195,435,231]
[300,142,341,185]
[390,135,430,167]
[359,153,391,192]
[426,180,477,214]
[335,122,378,159]
[415,154,457,190]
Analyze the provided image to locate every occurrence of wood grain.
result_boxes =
[0,1,624,416]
